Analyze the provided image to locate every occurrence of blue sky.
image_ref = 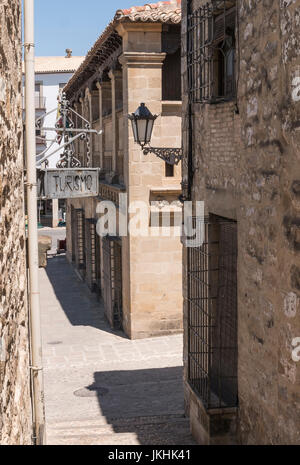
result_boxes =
[32,0,136,57]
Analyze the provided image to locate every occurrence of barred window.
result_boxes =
[187,215,238,409]
[75,208,86,272]
[102,237,123,330]
[187,0,236,104]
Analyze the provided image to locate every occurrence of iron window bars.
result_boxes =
[94,222,102,297]
[187,0,236,104]
[102,236,123,330]
[187,215,238,409]
[85,219,99,293]
[112,239,123,330]
[75,208,86,272]
[71,205,76,263]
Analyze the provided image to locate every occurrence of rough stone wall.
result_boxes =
[0,0,32,445]
[182,0,300,445]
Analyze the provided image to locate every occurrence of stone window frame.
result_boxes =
[187,0,237,104]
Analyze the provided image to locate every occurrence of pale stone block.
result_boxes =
[129,174,142,186]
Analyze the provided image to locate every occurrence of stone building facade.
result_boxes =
[0,0,32,445]
[181,0,300,445]
[64,0,183,339]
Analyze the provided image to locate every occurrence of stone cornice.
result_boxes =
[119,52,166,67]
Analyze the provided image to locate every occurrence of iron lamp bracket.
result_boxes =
[143,146,183,166]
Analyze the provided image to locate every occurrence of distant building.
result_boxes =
[22,51,84,227]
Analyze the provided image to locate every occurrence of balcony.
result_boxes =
[98,181,126,207]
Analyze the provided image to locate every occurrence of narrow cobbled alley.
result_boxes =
[39,254,195,445]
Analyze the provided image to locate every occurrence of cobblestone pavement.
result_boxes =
[39,254,196,445]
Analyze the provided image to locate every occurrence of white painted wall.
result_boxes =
[23,71,74,168]
[36,72,73,168]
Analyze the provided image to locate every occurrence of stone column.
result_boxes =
[85,87,93,167]
[73,102,79,157]
[79,96,84,166]
[108,68,122,174]
[91,89,100,167]
[96,82,104,169]
[99,80,112,173]
[119,50,166,188]
[52,199,59,228]
[101,80,112,115]
[117,22,166,338]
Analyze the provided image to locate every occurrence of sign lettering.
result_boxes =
[39,169,100,199]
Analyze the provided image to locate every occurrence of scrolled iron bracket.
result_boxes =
[143,146,183,166]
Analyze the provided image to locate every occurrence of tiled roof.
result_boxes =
[115,0,181,24]
[22,56,84,74]
[64,1,181,97]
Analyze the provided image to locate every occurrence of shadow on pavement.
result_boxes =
[45,255,127,338]
[84,367,193,445]
[83,366,195,445]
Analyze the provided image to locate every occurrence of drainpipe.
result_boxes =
[24,0,46,445]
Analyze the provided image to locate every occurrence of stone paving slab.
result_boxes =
[39,254,195,445]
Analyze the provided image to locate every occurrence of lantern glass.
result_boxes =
[136,119,147,146]
[131,119,138,144]
[128,103,157,148]
[146,118,154,143]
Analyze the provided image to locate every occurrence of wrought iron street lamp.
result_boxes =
[128,103,183,166]
[128,102,157,148]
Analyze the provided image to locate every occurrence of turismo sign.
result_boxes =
[39,169,100,199]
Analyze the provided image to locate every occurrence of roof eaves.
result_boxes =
[35,69,79,74]
[64,22,116,96]
[64,1,181,97]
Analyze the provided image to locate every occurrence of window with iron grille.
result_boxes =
[187,215,238,409]
[94,223,102,297]
[112,240,123,330]
[75,208,86,272]
[102,237,123,330]
[187,0,236,104]
[85,219,98,292]
[71,205,76,263]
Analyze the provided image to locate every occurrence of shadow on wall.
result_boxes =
[75,366,194,445]
[45,255,126,338]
